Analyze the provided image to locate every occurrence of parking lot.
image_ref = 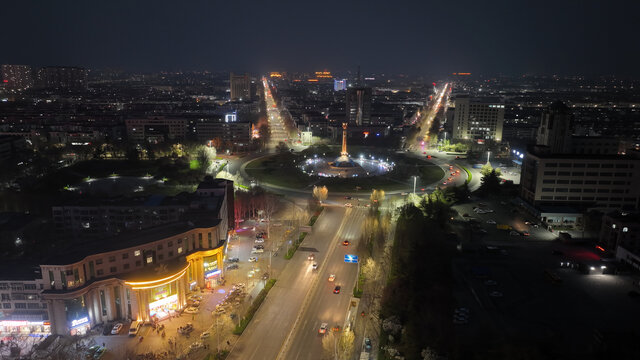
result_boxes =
[450,197,640,358]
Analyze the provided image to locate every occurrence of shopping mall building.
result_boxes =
[0,178,234,336]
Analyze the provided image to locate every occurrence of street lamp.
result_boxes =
[413,176,417,194]
[487,151,491,164]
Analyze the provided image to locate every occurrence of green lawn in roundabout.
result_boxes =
[244,151,445,192]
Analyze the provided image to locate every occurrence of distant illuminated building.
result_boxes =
[315,71,332,79]
[1,65,33,90]
[269,72,283,78]
[345,87,372,126]
[230,72,251,101]
[452,95,504,143]
[36,66,86,90]
[334,79,347,91]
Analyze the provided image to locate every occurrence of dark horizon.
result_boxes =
[2,0,640,77]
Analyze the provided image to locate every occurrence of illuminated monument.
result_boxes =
[300,122,394,178]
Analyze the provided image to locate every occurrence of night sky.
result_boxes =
[2,0,639,76]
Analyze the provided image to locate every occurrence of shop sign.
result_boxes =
[205,269,221,278]
[71,317,89,327]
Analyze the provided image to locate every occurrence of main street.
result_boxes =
[282,206,366,360]
[227,205,365,360]
[262,77,289,149]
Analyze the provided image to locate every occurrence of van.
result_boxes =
[128,320,142,336]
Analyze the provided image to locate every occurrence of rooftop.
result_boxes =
[43,217,222,265]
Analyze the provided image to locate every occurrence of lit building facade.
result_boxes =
[230,73,251,101]
[1,65,33,91]
[452,96,504,142]
[345,87,372,126]
[125,116,187,143]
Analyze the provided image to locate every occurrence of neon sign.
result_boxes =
[71,317,89,327]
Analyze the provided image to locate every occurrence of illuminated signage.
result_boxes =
[205,269,222,278]
[149,294,178,310]
[71,317,89,327]
[225,113,237,123]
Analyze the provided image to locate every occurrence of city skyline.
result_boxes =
[2,0,640,76]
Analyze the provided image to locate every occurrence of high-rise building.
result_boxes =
[1,65,33,90]
[536,101,573,154]
[452,96,504,142]
[345,87,372,126]
[36,66,87,90]
[334,79,347,91]
[230,72,250,101]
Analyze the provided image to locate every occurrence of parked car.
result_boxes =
[319,323,328,334]
[312,263,318,270]
[364,337,372,351]
[489,291,503,297]
[226,264,239,270]
[111,323,123,335]
[189,342,204,352]
[254,238,265,243]
[509,231,520,236]
[93,347,106,359]
[248,256,258,262]
[102,324,113,335]
[227,257,240,263]
[328,274,336,282]
[486,219,496,224]
[200,331,211,339]
[184,307,199,314]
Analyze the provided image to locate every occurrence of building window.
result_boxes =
[2,303,10,309]
[109,256,116,262]
[157,244,163,250]
[1,294,9,301]
[0,284,7,290]
[158,254,164,260]
[168,241,173,247]
[97,269,104,276]
[110,267,117,273]
[122,253,129,260]
[136,260,141,267]
[146,256,153,264]
[95,259,103,265]
[14,303,26,309]
[124,263,130,270]
[134,250,141,256]
[178,247,183,254]
[168,251,173,257]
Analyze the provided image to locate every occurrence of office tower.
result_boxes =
[452,95,504,142]
[36,66,87,90]
[536,101,573,154]
[230,72,250,101]
[345,87,372,126]
[1,65,33,90]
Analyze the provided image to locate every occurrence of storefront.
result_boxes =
[148,284,178,320]
[68,316,90,336]
[0,320,51,336]
[203,255,221,289]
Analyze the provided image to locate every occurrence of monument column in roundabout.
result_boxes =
[341,122,348,156]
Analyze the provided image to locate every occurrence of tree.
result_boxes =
[479,169,501,194]
[337,329,355,360]
[313,185,328,203]
[275,141,289,154]
[322,331,337,359]
[481,162,501,177]
[125,146,141,162]
[370,189,386,205]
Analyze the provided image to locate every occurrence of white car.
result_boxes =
[189,342,204,352]
[311,263,318,270]
[184,307,199,314]
[248,256,258,262]
[319,323,328,334]
[111,323,123,335]
[200,331,211,339]
[328,274,336,282]
[486,220,496,224]
[254,238,265,243]
[251,248,264,253]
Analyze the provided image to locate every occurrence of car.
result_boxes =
[226,264,239,270]
[344,203,353,208]
[455,307,470,314]
[254,244,265,249]
[200,331,211,339]
[308,253,315,261]
[462,213,470,217]
[86,345,101,358]
[184,307,199,314]
[486,219,496,224]
[189,342,204,352]
[484,279,497,286]
[328,274,336,282]
[344,196,353,200]
[102,323,113,335]
[400,192,409,196]
[255,238,265,243]
[111,323,123,335]
[93,347,106,359]
[489,291,503,297]
[312,262,318,270]
[248,256,258,262]
[319,323,329,334]
[333,286,341,294]
[509,231,520,236]
[251,248,264,253]
[442,181,447,185]
[342,240,350,246]
[262,273,270,280]
[448,177,453,181]
[364,337,372,351]
[227,257,239,263]
[522,231,530,236]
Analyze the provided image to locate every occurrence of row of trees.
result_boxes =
[379,195,455,359]
[234,187,280,234]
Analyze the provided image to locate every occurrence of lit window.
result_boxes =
[134,250,141,256]
[612,224,616,229]
[623,227,628,232]
[146,256,153,264]
[178,247,183,254]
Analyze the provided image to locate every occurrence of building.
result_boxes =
[125,116,187,143]
[52,179,234,240]
[4,178,235,336]
[0,135,26,163]
[452,96,504,142]
[193,118,251,145]
[345,87,372,126]
[536,101,573,154]
[36,66,87,90]
[1,65,33,90]
[230,73,251,101]
[519,148,640,218]
[334,79,347,91]
[600,210,640,255]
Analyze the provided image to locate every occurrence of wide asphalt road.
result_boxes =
[227,205,359,360]
[283,207,366,360]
